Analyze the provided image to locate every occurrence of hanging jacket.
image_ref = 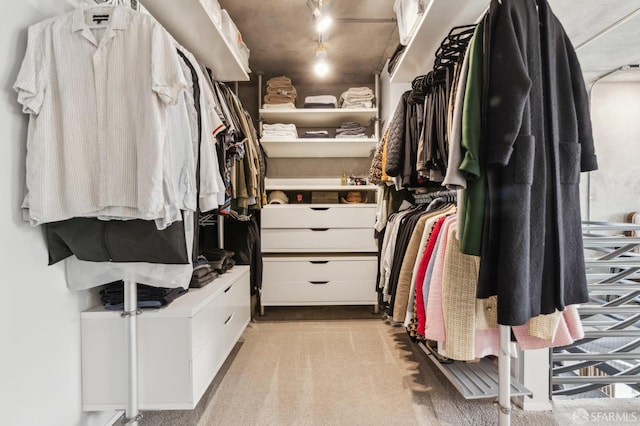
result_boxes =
[477,0,598,326]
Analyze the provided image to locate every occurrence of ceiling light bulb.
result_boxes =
[315,14,332,32]
[314,59,330,77]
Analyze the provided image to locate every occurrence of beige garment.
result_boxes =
[267,85,297,96]
[528,310,562,341]
[266,75,292,86]
[393,205,456,323]
[442,225,482,361]
[263,93,296,104]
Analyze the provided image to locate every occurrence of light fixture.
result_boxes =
[314,42,330,77]
[308,0,332,33]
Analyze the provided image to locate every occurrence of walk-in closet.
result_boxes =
[2,1,639,425]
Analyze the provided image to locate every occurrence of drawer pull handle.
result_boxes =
[310,207,329,211]
[310,228,329,232]
[309,281,329,285]
[224,285,233,293]
[224,313,234,325]
[310,260,329,264]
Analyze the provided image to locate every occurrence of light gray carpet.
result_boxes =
[130,310,638,426]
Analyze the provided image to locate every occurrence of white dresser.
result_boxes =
[260,178,379,313]
[80,266,250,411]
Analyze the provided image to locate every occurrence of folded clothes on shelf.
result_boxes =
[262,102,296,109]
[262,122,298,140]
[303,94,337,109]
[264,75,297,105]
[301,130,330,139]
[101,281,188,310]
[336,121,367,138]
[339,87,374,109]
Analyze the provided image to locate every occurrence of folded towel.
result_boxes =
[264,93,296,104]
[267,85,297,96]
[340,99,373,109]
[267,75,292,86]
[339,87,374,108]
[336,133,368,139]
[263,123,297,131]
[262,102,297,109]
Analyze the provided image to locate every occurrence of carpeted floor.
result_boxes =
[128,307,638,426]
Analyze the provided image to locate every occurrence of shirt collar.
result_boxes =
[71,6,129,33]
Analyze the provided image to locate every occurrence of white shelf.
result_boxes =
[81,266,250,319]
[389,0,487,83]
[259,108,377,127]
[265,178,377,191]
[141,0,250,82]
[260,139,376,158]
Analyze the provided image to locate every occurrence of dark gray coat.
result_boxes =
[477,0,598,326]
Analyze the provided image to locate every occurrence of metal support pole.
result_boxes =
[218,215,224,249]
[374,72,380,141]
[122,280,141,425]
[258,73,263,138]
[498,325,511,426]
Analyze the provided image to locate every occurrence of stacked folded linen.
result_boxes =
[263,75,297,105]
[339,87,375,109]
[336,121,368,138]
[303,94,338,109]
[301,130,331,139]
[261,123,298,140]
[262,102,296,109]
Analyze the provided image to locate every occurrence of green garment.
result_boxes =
[458,22,485,256]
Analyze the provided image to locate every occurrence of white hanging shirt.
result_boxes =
[14,6,187,227]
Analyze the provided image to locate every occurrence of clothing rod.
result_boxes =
[498,325,511,426]
[123,280,141,425]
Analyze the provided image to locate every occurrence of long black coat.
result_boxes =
[477,0,598,326]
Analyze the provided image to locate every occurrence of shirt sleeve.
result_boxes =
[14,23,46,115]
[151,24,188,105]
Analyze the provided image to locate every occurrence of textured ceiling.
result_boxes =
[218,0,640,85]
[218,0,399,84]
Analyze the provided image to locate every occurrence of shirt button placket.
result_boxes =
[94,48,107,207]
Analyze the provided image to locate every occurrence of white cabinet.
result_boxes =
[80,266,250,411]
[260,178,378,313]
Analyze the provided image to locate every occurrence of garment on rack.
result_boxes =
[478,0,598,326]
[45,217,188,265]
[65,211,196,291]
[15,6,189,227]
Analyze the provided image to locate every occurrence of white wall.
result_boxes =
[588,81,640,223]
[379,60,411,132]
[0,1,115,425]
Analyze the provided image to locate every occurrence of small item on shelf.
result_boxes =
[340,191,367,204]
[347,176,368,186]
[341,173,347,185]
[267,190,289,204]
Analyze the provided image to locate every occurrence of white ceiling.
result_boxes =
[218,0,640,85]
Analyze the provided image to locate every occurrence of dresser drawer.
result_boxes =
[261,205,376,229]
[261,279,377,305]
[262,228,376,252]
[263,256,377,283]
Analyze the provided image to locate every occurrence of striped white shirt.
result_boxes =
[14,6,187,226]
